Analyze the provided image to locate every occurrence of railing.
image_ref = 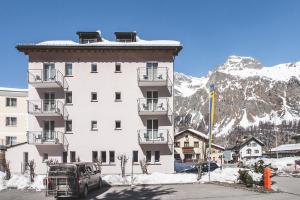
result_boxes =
[137,98,169,113]
[28,99,68,119]
[137,67,169,82]
[138,129,169,144]
[28,69,69,89]
[27,131,68,148]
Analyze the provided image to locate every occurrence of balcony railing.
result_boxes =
[27,131,68,150]
[28,69,68,89]
[28,99,68,119]
[137,67,172,87]
[138,98,170,115]
[138,129,169,144]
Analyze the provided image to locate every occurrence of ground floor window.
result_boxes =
[133,151,138,163]
[101,151,106,163]
[146,151,151,163]
[184,154,193,162]
[92,151,98,162]
[174,153,180,160]
[109,151,115,163]
[63,152,68,163]
[70,151,76,162]
[155,151,160,162]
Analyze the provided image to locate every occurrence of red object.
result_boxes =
[43,178,47,186]
[264,167,271,190]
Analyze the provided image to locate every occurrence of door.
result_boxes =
[44,92,55,112]
[43,120,55,141]
[146,119,158,141]
[147,91,158,111]
[43,64,55,81]
[146,63,158,80]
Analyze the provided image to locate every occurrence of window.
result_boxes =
[109,151,115,163]
[115,92,121,101]
[5,136,17,146]
[154,151,160,162]
[252,142,257,147]
[65,92,72,104]
[23,152,28,166]
[91,121,98,131]
[6,117,17,126]
[101,151,106,163]
[66,120,72,132]
[133,151,138,163]
[6,98,17,107]
[194,141,199,148]
[43,153,48,162]
[146,151,151,163]
[63,152,68,163]
[92,151,98,162]
[246,149,252,154]
[255,150,259,154]
[91,92,98,102]
[175,142,180,147]
[65,63,73,76]
[115,63,121,72]
[115,121,121,130]
[70,151,76,162]
[91,64,97,73]
[184,142,189,147]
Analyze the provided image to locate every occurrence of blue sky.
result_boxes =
[1,0,300,88]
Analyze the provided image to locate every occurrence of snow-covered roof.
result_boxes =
[176,129,208,140]
[211,143,225,150]
[271,143,300,152]
[0,87,28,92]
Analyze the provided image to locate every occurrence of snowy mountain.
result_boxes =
[174,56,300,136]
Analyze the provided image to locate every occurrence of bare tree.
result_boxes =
[26,160,35,183]
[117,154,129,177]
[4,161,11,180]
[139,158,148,174]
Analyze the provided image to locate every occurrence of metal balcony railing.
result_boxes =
[28,99,68,119]
[137,67,172,87]
[27,131,69,149]
[137,98,170,115]
[28,69,69,89]
[138,129,169,144]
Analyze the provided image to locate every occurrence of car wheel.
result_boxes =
[82,185,88,198]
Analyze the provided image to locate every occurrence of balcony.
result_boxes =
[138,129,169,144]
[28,69,68,89]
[28,99,68,119]
[27,131,68,150]
[137,67,171,87]
[138,98,170,116]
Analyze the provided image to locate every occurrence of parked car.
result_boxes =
[44,162,102,199]
[180,162,219,173]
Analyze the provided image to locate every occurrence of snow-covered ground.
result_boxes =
[0,172,45,191]
[243,157,300,174]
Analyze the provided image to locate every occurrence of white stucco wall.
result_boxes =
[239,140,262,159]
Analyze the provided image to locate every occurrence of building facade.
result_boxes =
[0,87,28,146]
[174,129,224,164]
[7,31,182,174]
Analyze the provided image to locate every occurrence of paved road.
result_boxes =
[273,176,300,196]
[1,178,300,200]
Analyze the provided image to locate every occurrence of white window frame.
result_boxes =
[115,63,121,73]
[6,98,17,107]
[6,117,17,126]
[91,121,98,131]
[6,136,17,146]
[115,120,121,130]
[115,92,121,102]
[91,92,98,102]
[65,63,73,76]
[91,64,98,73]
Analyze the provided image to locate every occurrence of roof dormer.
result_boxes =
[114,32,137,42]
[76,31,102,44]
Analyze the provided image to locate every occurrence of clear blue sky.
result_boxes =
[1,0,300,88]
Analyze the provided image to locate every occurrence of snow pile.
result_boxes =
[244,157,300,173]
[0,173,45,191]
[103,172,198,186]
[200,168,240,183]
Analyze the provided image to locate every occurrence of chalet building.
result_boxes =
[269,134,300,157]
[0,87,28,146]
[6,31,182,174]
[227,137,264,161]
[174,129,225,164]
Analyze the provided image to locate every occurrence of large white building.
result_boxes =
[0,87,28,146]
[7,31,182,174]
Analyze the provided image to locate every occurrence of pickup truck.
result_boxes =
[44,162,102,199]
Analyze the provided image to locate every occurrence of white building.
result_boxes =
[229,137,264,160]
[0,87,28,146]
[6,31,182,174]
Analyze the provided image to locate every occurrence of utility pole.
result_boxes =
[208,84,215,182]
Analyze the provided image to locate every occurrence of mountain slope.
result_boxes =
[174,56,300,136]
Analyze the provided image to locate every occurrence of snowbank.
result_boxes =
[200,168,240,183]
[0,173,45,191]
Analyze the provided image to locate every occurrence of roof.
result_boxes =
[292,134,300,139]
[271,143,300,152]
[0,87,28,92]
[229,137,265,150]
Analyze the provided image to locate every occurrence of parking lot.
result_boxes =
[0,176,300,200]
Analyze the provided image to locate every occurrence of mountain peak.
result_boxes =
[218,55,263,71]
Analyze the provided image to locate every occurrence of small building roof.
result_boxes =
[229,137,265,151]
[271,143,300,152]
